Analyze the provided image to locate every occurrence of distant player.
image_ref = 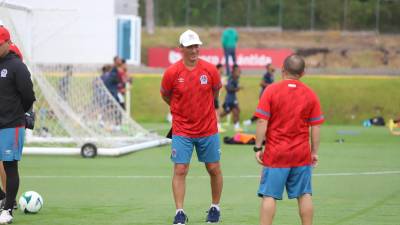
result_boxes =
[260,63,275,96]
[254,54,324,225]
[0,26,36,224]
[221,27,238,75]
[59,65,73,100]
[244,63,275,126]
[220,64,243,132]
[160,29,223,225]
[215,63,225,132]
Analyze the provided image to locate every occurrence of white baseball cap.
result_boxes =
[179,29,202,47]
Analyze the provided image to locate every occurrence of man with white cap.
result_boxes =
[161,29,223,224]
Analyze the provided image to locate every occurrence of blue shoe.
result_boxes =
[206,207,220,223]
[173,211,188,225]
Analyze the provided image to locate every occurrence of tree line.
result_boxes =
[139,0,400,33]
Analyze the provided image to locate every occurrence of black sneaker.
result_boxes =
[173,211,188,225]
[206,206,220,223]
[0,199,18,210]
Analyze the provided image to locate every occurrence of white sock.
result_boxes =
[234,122,240,129]
[211,204,220,211]
[176,209,184,215]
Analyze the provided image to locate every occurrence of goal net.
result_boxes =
[0,3,170,157]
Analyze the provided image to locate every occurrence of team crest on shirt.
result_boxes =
[200,75,208,85]
[178,77,184,83]
[0,69,7,78]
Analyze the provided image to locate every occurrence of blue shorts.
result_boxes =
[223,101,238,113]
[171,134,221,164]
[0,127,25,161]
[258,166,312,200]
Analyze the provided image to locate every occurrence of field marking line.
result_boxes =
[22,170,400,179]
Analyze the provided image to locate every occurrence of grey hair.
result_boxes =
[283,54,305,76]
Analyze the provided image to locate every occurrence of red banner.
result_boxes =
[147,47,293,69]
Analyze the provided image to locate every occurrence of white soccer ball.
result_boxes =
[18,191,44,214]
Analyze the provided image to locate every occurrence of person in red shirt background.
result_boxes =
[160,29,223,225]
[253,54,324,225]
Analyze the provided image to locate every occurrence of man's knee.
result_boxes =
[206,163,222,177]
[174,164,189,177]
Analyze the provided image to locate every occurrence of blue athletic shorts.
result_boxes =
[258,166,312,200]
[222,101,238,113]
[171,134,221,164]
[0,127,25,161]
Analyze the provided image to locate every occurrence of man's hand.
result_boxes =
[310,125,321,168]
[311,153,318,168]
[255,151,263,165]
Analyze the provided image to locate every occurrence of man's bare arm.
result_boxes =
[255,118,268,165]
[310,125,321,167]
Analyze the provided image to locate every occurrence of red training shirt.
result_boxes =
[161,59,222,138]
[254,79,324,168]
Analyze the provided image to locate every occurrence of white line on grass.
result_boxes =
[21,170,400,179]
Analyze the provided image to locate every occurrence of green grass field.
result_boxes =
[17,125,400,225]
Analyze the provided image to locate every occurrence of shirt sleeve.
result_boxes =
[254,86,272,120]
[307,94,324,126]
[160,68,173,97]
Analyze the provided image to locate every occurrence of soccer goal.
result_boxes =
[1,3,170,157]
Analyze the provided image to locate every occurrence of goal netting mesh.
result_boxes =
[0,3,170,156]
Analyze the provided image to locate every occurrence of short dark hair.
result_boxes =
[216,63,223,69]
[102,65,111,73]
[283,54,305,76]
[232,64,239,71]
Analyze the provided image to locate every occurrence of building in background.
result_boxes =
[0,0,141,65]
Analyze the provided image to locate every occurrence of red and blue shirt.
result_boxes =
[161,59,222,138]
[254,79,324,167]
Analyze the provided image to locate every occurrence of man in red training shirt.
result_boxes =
[160,29,223,225]
[253,54,324,225]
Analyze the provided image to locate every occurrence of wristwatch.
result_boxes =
[253,146,263,152]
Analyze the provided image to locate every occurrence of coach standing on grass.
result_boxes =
[253,54,324,225]
[161,29,223,225]
[0,26,35,224]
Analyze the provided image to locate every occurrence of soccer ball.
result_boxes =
[18,191,44,214]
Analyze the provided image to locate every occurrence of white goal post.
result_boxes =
[0,3,170,157]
